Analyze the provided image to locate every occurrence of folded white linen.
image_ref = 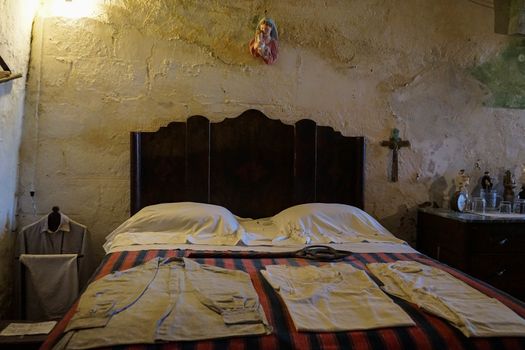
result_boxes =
[367,260,525,337]
[20,254,79,319]
[186,231,240,246]
[261,263,415,332]
[106,231,240,252]
[106,241,417,254]
[238,217,302,246]
[108,232,188,250]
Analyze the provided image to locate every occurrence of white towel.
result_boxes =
[20,254,79,319]
[261,263,415,332]
[367,260,525,337]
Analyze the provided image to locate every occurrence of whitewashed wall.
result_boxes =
[0,0,39,317]
[15,1,525,270]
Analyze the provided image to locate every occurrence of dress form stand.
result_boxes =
[48,206,61,232]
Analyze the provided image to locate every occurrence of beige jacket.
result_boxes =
[54,257,270,350]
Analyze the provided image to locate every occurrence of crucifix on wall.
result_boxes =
[380,128,410,182]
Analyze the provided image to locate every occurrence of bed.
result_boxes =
[42,109,525,350]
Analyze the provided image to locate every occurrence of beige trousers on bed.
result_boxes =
[367,260,525,337]
[54,257,270,350]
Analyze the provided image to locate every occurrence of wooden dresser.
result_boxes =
[417,208,525,301]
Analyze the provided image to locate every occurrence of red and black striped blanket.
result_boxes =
[42,249,525,350]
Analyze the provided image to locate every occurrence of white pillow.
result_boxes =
[271,203,402,244]
[104,202,242,251]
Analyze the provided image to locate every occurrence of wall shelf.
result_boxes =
[0,56,22,84]
[0,73,22,84]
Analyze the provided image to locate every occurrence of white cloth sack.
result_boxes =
[261,263,415,332]
[367,260,525,337]
[20,254,79,320]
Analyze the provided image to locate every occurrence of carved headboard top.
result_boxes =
[130,109,365,218]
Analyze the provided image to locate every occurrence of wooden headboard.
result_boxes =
[130,109,365,218]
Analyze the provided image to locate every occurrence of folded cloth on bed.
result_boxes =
[56,258,270,349]
[261,263,415,332]
[367,260,525,337]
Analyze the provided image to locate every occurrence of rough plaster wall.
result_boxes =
[17,0,525,266]
[471,39,525,108]
[0,0,37,317]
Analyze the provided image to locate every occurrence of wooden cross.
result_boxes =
[380,128,410,182]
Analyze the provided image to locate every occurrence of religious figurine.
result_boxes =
[503,170,516,202]
[249,17,279,64]
[480,171,493,191]
[518,164,525,200]
[450,169,470,212]
[380,128,410,182]
[455,169,470,192]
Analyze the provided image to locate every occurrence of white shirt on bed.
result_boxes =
[261,263,415,332]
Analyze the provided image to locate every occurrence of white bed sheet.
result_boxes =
[107,241,417,254]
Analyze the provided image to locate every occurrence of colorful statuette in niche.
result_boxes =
[249,17,279,64]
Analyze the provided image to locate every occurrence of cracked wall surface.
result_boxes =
[0,0,38,317]
[13,0,525,279]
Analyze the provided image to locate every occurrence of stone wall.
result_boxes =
[16,0,525,267]
[0,0,39,317]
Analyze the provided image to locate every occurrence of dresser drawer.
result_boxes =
[417,209,525,301]
[468,224,525,253]
[468,254,525,300]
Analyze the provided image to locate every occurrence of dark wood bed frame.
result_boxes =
[130,109,365,218]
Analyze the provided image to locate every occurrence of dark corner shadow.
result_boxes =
[380,176,450,248]
[380,205,418,248]
[429,175,448,207]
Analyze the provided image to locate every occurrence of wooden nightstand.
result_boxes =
[417,208,525,301]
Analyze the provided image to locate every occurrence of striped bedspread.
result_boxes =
[42,249,525,350]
